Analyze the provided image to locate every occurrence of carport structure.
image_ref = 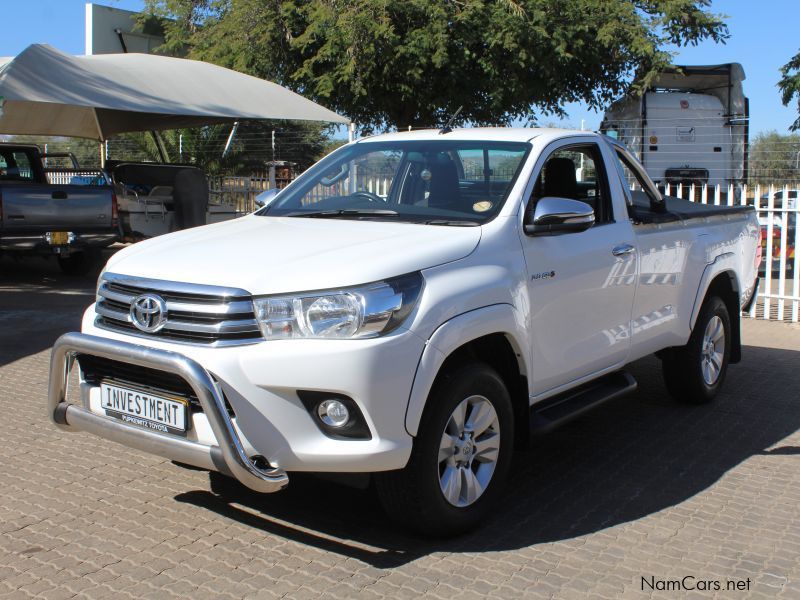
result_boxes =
[0,43,348,143]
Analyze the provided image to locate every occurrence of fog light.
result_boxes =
[317,399,350,427]
[297,391,371,440]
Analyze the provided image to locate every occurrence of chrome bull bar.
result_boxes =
[48,332,288,493]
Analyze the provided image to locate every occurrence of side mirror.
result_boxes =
[254,188,280,209]
[524,197,595,236]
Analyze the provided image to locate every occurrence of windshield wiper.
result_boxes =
[285,208,399,218]
[423,219,480,227]
[282,210,478,226]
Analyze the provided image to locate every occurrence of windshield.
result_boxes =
[258,140,531,224]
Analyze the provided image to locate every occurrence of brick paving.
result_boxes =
[0,257,798,599]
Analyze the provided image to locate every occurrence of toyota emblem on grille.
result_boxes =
[130,293,168,333]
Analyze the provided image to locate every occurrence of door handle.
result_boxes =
[612,243,636,257]
[52,191,67,200]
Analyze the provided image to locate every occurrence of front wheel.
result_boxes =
[662,296,731,404]
[375,363,514,537]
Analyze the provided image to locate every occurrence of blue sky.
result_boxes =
[0,0,797,136]
[548,0,800,136]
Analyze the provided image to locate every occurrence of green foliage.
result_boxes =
[779,50,800,131]
[318,138,348,158]
[107,128,231,172]
[210,120,332,173]
[748,131,800,185]
[106,121,331,174]
[143,0,728,131]
[3,124,330,176]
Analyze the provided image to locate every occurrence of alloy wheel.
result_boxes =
[701,315,725,385]
[437,395,501,507]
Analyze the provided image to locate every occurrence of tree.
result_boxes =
[779,50,800,131]
[106,127,233,173]
[143,0,728,131]
[748,131,800,186]
[106,121,331,174]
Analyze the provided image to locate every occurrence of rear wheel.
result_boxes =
[662,296,731,404]
[375,363,514,537]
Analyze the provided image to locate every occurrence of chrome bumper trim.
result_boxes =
[94,303,260,335]
[48,332,288,493]
[101,271,251,298]
[0,232,118,251]
[98,284,254,315]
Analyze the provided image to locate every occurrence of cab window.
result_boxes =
[0,150,36,182]
[267,141,530,224]
[530,144,613,224]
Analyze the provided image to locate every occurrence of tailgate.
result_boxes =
[0,184,113,231]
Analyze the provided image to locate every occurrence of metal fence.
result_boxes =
[208,167,297,213]
[663,182,798,323]
[45,170,108,185]
[207,175,271,213]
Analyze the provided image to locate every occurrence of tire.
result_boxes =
[57,250,99,276]
[375,362,514,537]
[662,296,731,404]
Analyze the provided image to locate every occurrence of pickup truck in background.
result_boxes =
[48,128,760,536]
[0,143,119,274]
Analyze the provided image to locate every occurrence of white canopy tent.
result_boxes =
[0,43,348,140]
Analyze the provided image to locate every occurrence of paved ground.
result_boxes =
[1,255,799,599]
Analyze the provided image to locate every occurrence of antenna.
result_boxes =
[439,106,464,135]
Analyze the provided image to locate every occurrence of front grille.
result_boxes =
[78,354,235,416]
[95,274,262,346]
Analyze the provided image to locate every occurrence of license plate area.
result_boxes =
[100,381,189,436]
[47,231,70,245]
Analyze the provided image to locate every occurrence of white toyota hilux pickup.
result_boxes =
[48,128,759,536]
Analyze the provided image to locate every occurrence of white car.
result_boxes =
[48,128,759,536]
[759,189,798,210]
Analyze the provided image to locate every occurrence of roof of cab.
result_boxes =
[356,127,595,144]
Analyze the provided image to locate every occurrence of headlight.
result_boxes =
[253,272,423,340]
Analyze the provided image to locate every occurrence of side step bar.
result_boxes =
[530,371,637,434]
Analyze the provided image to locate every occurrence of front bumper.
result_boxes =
[59,303,421,476]
[48,332,289,493]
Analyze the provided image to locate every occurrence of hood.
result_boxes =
[106,215,482,294]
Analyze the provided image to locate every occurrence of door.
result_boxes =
[613,146,694,356]
[520,141,638,396]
